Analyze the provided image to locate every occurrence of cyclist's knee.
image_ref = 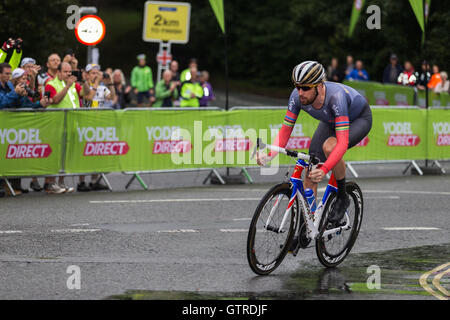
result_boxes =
[322,137,337,156]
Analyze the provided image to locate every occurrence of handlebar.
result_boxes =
[253,138,320,165]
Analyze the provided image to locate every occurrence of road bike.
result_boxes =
[247,139,364,275]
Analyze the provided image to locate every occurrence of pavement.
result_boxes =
[0,161,449,300]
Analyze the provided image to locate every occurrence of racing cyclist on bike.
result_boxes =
[257,61,372,228]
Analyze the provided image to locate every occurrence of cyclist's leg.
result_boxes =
[326,107,372,225]
[322,137,345,180]
[306,122,335,197]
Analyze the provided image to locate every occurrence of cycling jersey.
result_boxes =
[273,81,371,174]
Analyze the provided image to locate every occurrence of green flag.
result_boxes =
[209,0,225,34]
[409,0,425,32]
[348,0,365,37]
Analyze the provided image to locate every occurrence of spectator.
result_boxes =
[131,54,155,107]
[44,62,89,193]
[180,58,198,82]
[37,53,61,96]
[111,69,132,109]
[427,65,442,90]
[326,57,344,82]
[344,55,354,78]
[397,61,416,86]
[20,57,41,94]
[180,67,203,107]
[345,60,369,81]
[0,66,47,109]
[415,61,431,91]
[383,54,403,84]
[83,64,116,108]
[78,63,113,191]
[0,38,23,70]
[199,71,215,106]
[169,60,182,106]
[4,68,49,194]
[170,60,181,82]
[63,49,82,84]
[434,71,449,94]
[154,70,178,108]
[101,67,115,108]
[19,58,44,191]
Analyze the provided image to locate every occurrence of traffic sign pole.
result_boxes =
[156,41,173,82]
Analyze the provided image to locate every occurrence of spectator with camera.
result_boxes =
[83,64,116,108]
[0,66,50,195]
[0,38,23,70]
[37,53,61,97]
[0,64,49,109]
[43,61,93,193]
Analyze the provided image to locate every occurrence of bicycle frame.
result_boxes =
[267,159,351,241]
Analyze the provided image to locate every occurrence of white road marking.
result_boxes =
[0,230,23,234]
[50,228,101,233]
[366,196,400,199]
[70,223,90,227]
[90,198,260,204]
[232,218,252,221]
[382,227,441,231]
[220,229,248,232]
[157,229,198,233]
[365,190,450,196]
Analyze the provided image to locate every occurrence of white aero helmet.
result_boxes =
[292,61,325,86]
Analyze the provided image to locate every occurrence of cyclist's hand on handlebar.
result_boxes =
[256,152,273,166]
[309,168,325,183]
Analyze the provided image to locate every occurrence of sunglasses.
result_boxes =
[295,83,320,91]
[295,85,313,92]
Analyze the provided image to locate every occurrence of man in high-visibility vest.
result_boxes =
[180,58,198,83]
[180,67,203,107]
[44,62,94,193]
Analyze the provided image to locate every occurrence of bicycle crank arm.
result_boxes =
[265,224,284,233]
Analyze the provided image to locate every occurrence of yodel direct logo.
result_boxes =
[433,122,450,146]
[383,122,420,146]
[0,128,52,159]
[146,126,192,154]
[77,127,129,156]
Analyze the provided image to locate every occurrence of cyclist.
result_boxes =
[257,61,372,227]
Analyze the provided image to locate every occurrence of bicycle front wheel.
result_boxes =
[247,183,298,275]
[315,181,364,268]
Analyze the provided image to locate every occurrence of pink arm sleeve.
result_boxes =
[268,110,297,157]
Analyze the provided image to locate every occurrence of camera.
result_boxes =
[103,72,110,79]
[13,38,22,51]
[44,91,51,100]
[71,70,82,82]
[24,85,40,99]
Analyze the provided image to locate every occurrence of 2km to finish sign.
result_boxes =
[142,1,191,43]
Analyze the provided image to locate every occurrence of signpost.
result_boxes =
[142,1,191,81]
[74,7,104,65]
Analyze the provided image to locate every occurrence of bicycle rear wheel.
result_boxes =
[247,183,298,275]
[315,181,364,268]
